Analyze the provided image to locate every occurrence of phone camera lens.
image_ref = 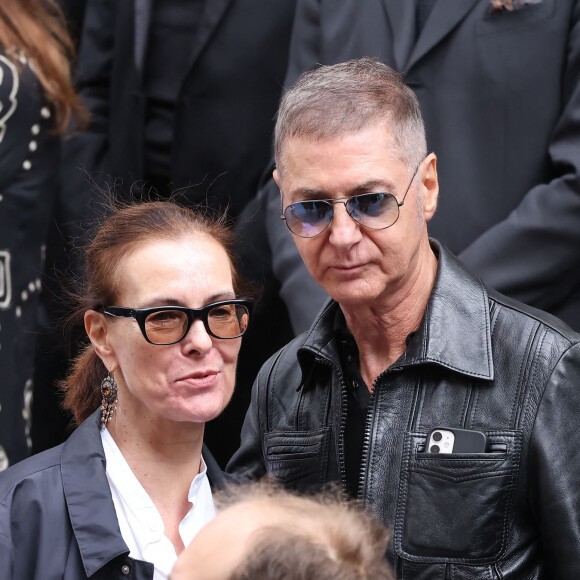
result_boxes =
[429,445,440,453]
[433,431,443,442]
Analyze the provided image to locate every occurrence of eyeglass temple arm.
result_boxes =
[398,161,422,207]
[103,307,134,319]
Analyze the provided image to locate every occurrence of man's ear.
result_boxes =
[273,167,281,190]
[421,153,439,222]
[84,310,118,372]
[273,168,285,210]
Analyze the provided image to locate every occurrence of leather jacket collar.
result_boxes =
[297,239,494,382]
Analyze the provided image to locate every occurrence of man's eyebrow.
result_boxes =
[289,179,397,201]
[288,187,329,201]
[351,179,397,194]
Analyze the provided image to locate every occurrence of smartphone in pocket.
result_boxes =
[427,427,487,454]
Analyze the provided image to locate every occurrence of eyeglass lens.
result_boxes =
[284,193,400,238]
[144,304,250,344]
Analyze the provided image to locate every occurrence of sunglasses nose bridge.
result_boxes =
[326,199,364,238]
[331,197,361,226]
[329,198,350,217]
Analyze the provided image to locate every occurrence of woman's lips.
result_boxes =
[178,371,219,388]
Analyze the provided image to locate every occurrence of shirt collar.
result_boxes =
[101,428,209,515]
[101,428,214,575]
[61,411,225,577]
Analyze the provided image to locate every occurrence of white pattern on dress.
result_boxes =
[0,250,12,310]
[0,55,19,144]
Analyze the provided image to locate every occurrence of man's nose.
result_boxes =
[327,201,362,247]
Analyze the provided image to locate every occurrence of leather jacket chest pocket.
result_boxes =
[394,430,522,564]
[263,428,331,489]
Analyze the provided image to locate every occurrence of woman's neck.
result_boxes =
[106,411,206,555]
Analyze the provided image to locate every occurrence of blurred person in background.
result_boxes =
[171,481,394,580]
[0,0,87,470]
[58,0,88,46]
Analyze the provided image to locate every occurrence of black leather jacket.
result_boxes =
[228,242,580,579]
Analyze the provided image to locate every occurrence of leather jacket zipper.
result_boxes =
[338,372,349,499]
[356,370,387,501]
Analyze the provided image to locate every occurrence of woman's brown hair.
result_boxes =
[61,201,247,425]
[0,0,87,132]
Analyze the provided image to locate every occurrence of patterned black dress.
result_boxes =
[0,52,60,469]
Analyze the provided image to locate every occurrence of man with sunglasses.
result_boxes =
[228,58,580,578]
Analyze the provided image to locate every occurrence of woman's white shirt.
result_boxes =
[101,428,216,579]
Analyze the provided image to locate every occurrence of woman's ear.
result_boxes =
[84,310,118,371]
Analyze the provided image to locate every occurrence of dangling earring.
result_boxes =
[100,372,118,429]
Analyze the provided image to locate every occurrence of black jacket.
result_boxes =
[63,0,296,219]
[227,241,580,579]
[0,410,237,579]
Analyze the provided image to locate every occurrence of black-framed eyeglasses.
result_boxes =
[281,163,421,238]
[103,299,253,345]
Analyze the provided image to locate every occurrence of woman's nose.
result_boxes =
[181,318,213,354]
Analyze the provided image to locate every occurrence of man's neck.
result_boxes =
[340,243,438,389]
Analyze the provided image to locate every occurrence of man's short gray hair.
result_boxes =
[274,57,427,174]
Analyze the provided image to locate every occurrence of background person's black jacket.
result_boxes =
[255,0,580,334]
[228,241,580,579]
[64,0,296,218]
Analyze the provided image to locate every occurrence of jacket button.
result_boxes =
[121,564,130,575]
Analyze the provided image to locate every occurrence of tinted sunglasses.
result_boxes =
[281,163,420,238]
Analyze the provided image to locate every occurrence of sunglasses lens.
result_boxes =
[347,193,399,229]
[284,201,332,237]
[208,304,250,338]
[145,310,189,344]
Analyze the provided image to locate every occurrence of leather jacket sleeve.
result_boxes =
[528,341,580,577]
[226,355,272,479]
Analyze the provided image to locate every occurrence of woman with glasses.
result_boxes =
[0,201,252,579]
